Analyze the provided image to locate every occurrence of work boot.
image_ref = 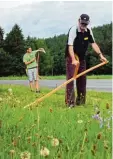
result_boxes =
[68,104,75,109]
[76,95,86,105]
[36,90,40,93]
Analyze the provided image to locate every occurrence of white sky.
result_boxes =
[0,0,112,38]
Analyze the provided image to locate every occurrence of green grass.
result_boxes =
[0,85,112,159]
[0,74,112,80]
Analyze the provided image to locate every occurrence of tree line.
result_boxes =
[0,23,112,76]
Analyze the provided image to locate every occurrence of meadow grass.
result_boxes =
[0,74,112,80]
[0,85,112,159]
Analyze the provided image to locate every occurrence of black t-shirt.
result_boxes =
[65,25,95,60]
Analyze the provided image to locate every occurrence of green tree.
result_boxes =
[4,24,25,56]
[4,24,25,75]
[0,26,4,47]
[0,23,112,76]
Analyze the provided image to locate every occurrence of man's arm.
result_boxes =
[88,28,107,62]
[33,48,46,54]
[68,26,79,66]
[91,43,107,62]
[91,43,102,55]
[68,46,79,65]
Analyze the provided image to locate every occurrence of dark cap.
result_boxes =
[80,14,90,24]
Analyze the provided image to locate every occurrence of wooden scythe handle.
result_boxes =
[24,61,108,109]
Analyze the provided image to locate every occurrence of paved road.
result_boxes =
[0,79,112,92]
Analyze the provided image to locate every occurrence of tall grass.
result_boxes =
[0,85,112,159]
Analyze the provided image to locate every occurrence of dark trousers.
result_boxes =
[65,56,86,105]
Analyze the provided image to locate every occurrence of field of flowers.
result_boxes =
[0,85,112,159]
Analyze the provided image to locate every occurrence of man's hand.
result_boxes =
[99,54,107,62]
[72,59,79,66]
[37,48,46,53]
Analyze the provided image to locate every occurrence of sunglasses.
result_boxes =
[81,23,88,26]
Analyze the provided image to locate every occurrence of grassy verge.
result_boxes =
[0,85,112,159]
[0,75,112,80]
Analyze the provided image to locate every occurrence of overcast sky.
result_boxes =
[0,0,112,38]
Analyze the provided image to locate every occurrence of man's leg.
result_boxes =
[76,60,86,105]
[27,69,34,91]
[29,81,34,91]
[33,68,40,93]
[65,56,75,107]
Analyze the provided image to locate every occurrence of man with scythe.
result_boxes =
[23,47,46,93]
[65,14,107,108]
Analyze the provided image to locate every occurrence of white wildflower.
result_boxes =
[8,88,12,93]
[51,138,59,147]
[20,151,31,159]
[77,120,83,124]
[104,140,109,145]
[8,88,13,95]
[40,147,50,157]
